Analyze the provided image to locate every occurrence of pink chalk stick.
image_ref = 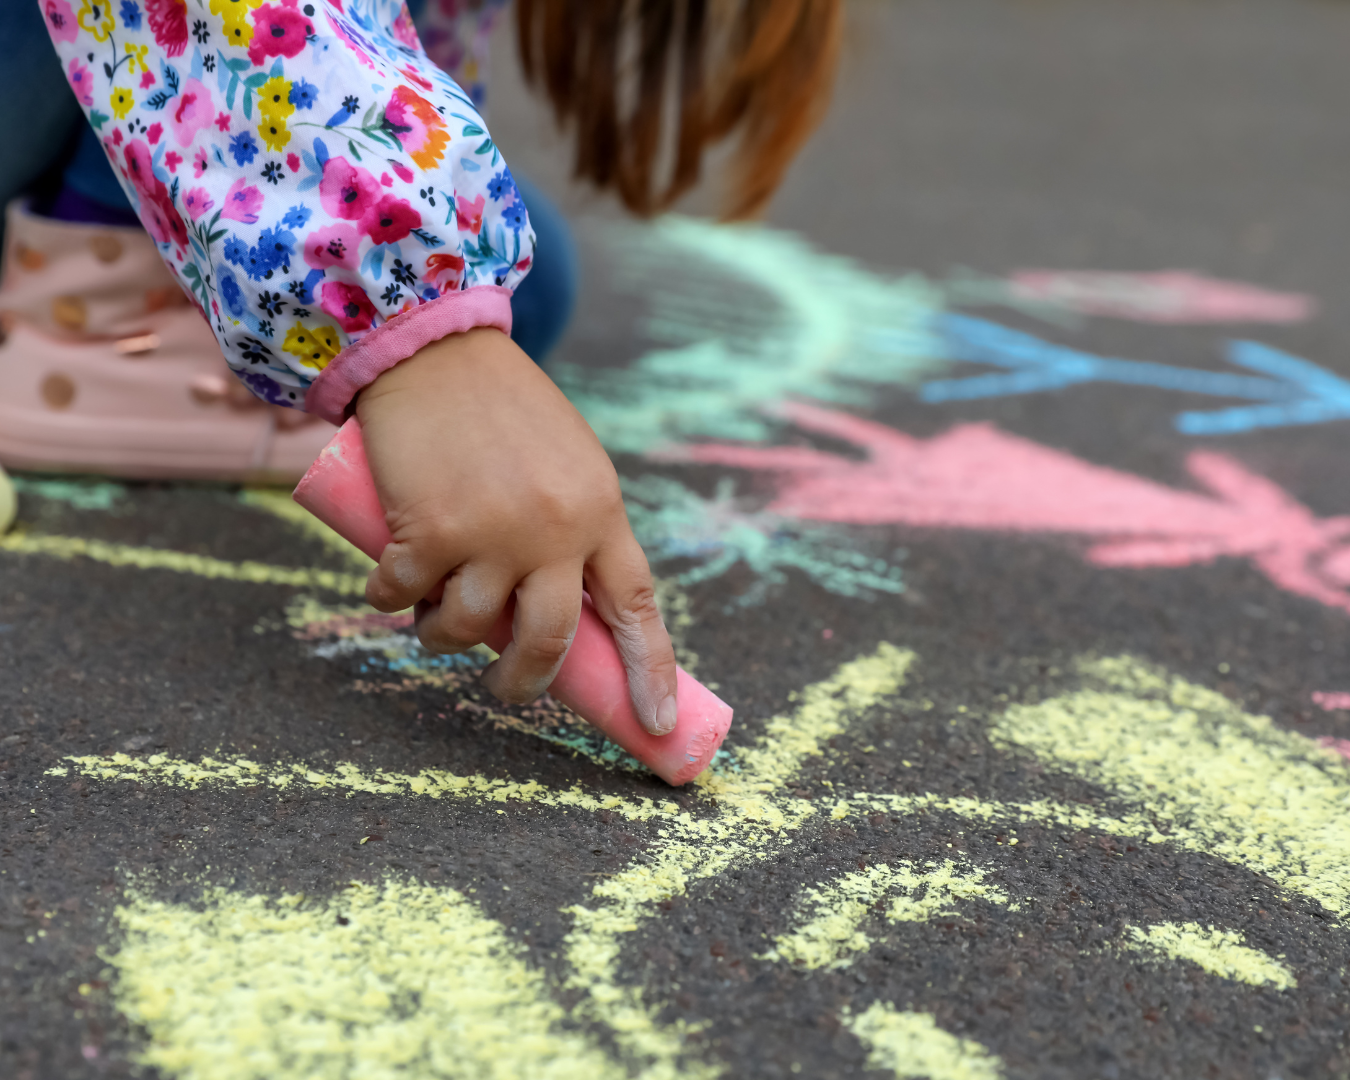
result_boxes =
[292,417,733,785]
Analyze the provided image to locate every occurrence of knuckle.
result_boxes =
[615,582,661,627]
[417,616,480,655]
[515,632,572,670]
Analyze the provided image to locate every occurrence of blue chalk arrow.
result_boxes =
[920,314,1350,435]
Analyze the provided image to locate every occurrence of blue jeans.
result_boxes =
[0,1,577,364]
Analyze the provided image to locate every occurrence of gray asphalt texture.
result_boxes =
[6,1,1350,1078]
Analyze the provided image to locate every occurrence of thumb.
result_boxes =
[585,537,680,736]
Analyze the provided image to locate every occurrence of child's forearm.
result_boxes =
[38,0,535,416]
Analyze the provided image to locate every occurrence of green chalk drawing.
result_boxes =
[556,217,945,455]
[623,475,904,609]
[11,475,127,511]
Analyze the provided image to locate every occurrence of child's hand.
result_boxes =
[354,328,680,736]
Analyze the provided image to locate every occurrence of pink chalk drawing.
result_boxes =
[666,401,1350,616]
[1317,737,1350,762]
[1009,271,1314,324]
[1313,692,1350,711]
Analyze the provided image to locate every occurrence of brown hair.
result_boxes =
[515,0,842,220]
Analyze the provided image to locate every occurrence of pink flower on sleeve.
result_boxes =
[140,70,156,88]
[169,80,215,147]
[183,188,215,220]
[455,194,485,235]
[145,0,189,57]
[319,157,382,222]
[363,195,421,245]
[303,224,361,271]
[248,1,316,65]
[66,58,94,106]
[43,0,79,43]
[320,281,379,333]
[221,177,264,223]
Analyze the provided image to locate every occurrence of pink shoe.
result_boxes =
[0,200,335,483]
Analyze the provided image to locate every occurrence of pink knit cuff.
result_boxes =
[305,285,514,424]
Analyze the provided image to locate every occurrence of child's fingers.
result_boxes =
[586,538,679,736]
[365,537,463,612]
[414,564,515,654]
[481,564,584,705]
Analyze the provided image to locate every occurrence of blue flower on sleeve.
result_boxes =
[289,80,318,110]
[486,168,515,201]
[119,1,141,29]
[281,205,313,230]
[229,131,259,166]
[222,236,249,268]
[217,266,246,318]
[501,202,526,231]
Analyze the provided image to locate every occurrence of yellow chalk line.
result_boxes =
[239,487,376,572]
[766,859,1013,971]
[991,655,1350,916]
[845,1002,1004,1080]
[1122,922,1295,990]
[47,753,680,824]
[110,877,628,1080]
[561,644,917,1077]
[0,529,367,596]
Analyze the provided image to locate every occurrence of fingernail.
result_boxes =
[652,694,678,736]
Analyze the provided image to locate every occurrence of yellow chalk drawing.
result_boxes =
[768,860,1012,971]
[111,877,626,1080]
[845,1002,1003,1080]
[560,644,916,1077]
[837,791,1149,842]
[239,488,374,571]
[1122,922,1295,990]
[0,530,366,596]
[54,643,917,1079]
[48,753,678,823]
[990,655,1350,915]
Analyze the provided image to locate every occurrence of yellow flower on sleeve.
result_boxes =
[110,87,135,120]
[211,0,266,50]
[78,0,115,41]
[126,42,150,75]
[257,78,295,125]
[258,118,291,152]
[282,324,341,371]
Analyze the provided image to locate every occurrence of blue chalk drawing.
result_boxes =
[921,314,1350,435]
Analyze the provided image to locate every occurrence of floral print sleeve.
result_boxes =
[38,0,535,422]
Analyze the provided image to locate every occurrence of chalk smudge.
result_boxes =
[845,1002,1004,1080]
[1008,271,1313,325]
[558,217,942,455]
[10,476,127,511]
[673,403,1350,617]
[110,878,627,1080]
[624,475,904,610]
[1122,922,1295,989]
[767,860,1012,971]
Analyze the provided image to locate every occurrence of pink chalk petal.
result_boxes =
[676,404,1350,618]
